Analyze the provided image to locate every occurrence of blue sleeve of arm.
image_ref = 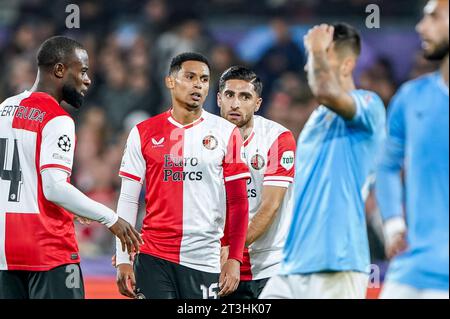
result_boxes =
[347,91,386,133]
[375,90,406,221]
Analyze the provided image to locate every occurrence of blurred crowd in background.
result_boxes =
[0,0,440,266]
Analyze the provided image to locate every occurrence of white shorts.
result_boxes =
[259,271,368,299]
[380,281,449,299]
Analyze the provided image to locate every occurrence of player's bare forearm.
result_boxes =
[246,186,287,246]
[246,205,278,246]
[308,50,338,98]
[307,51,355,119]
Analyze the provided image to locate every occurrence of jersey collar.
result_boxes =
[243,130,255,147]
[167,109,205,129]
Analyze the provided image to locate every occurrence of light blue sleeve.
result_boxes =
[375,87,406,221]
[347,90,386,133]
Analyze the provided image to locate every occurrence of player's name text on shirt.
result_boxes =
[0,104,46,123]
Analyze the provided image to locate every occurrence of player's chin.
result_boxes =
[187,101,202,109]
[424,49,446,60]
[423,42,449,61]
[226,117,240,126]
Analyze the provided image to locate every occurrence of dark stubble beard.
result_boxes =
[62,84,84,109]
[424,39,449,61]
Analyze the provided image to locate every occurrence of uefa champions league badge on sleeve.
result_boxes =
[58,135,72,152]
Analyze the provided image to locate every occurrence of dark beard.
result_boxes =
[424,41,449,61]
[62,84,84,109]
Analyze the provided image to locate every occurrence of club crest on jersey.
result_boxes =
[202,135,218,150]
[58,135,71,152]
[250,154,265,170]
[152,137,165,148]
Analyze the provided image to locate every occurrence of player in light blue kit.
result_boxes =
[260,23,386,299]
[377,0,449,299]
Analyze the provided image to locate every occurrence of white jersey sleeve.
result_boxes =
[40,116,75,175]
[115,178,142,265]
[41,169,118,227]
[119,126,146,183]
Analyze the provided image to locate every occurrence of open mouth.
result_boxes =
[421,39,433,50]
[228,112,242,120]
[190,92,202,101]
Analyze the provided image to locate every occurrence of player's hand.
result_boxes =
[386,230,408,259]
[74,216,92,225]
[218,259,240,297]
[304,24,334,53]
[109,217,143,254]
[111,253,136,268]
[220,246,229,269]
[116,263,137,298]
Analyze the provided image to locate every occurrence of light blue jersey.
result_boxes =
[376,72,449,291]
[281,90,386,275]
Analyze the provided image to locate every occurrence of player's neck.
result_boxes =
[171,105,203,125]
[240,117,254,141]
[341,77,356,92]
[30,72,63,103]
[440,54,449,87]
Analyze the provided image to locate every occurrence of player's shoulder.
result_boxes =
[352,89,384,107]
[1,91,73,128]
[29,91,69,118]
[204,110,235,128]
[203,110,238,135]
[136,110,167,129]
[133,110,167,139]
[396,72,439,97]
[0,91,32,107]
[254,115,292,139]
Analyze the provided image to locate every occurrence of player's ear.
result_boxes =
[255,97,263,113]
[165,75,175,89]
[341,56,355,77]
[54,63,65,79]
[217,92,222,108]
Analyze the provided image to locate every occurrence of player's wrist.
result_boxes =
[226,258,241,266]
[116,262,132,269]
[383,216,406,244]
[105,212,119,228]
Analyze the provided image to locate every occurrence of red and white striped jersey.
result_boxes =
[0,91,79,271]
[241,115,296,280]
[119,109,250,273]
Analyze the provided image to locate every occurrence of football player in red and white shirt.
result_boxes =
[0,36,141,299]
[218,66,296,299]
[115,53,250,299]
